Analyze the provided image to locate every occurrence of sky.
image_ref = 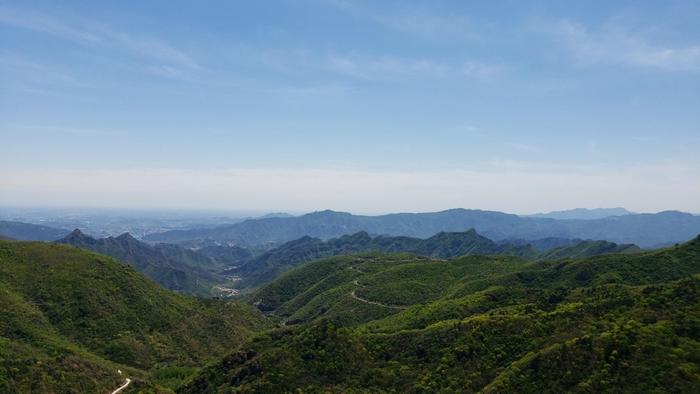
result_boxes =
[1,0,699,214]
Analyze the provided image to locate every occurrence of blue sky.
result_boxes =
[1,0,699,213]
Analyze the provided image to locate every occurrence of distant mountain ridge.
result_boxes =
[0,220,70,241]
[57,229,225,296]
[232,229,640,289]
[144,208,700,248]
[526,207,634,220]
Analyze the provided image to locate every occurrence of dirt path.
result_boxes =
[349,290,408,310]
[348,266,407,309]
[110,377,131,394]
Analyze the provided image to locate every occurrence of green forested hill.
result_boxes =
[0,240,271,392]
[57,229,228,296]
[182,236,700,393]
[234,229,639,291]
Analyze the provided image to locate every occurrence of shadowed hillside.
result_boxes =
[57,229,228,296]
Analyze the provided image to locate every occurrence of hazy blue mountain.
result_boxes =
[0,220,70,241]
[258,212,295,219]
[526,207,633,220]
[57,229,225,296]
[144,209,700,248]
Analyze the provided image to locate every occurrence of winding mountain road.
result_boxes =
[110,372,131,394]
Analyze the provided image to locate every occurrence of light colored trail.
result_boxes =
[348,266,407,309]
[350,290,408,310]
[110,378,131,394]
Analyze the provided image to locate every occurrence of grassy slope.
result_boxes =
[0,240,271,392]
[183,236,700,393]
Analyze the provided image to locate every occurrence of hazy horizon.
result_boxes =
[0,204,696,219]
[2,1,699,212]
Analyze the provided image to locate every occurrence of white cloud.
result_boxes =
[552,19,700,72]
[1,164,698,214]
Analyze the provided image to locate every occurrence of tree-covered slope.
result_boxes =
[183,236,700,393]
[536,240,640,259]
[0,240,271,392]
[184,278,700,393]
[234,230,640,291]
[57,229,227,296]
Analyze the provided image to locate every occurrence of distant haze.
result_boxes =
[1,166,699,214]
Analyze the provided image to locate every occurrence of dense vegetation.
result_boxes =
[57,229,230,296]
[144,208,700,248]
[3,229,698,392]
[0,240,271,392]
[233,230,638,290]
[182,236,700,392]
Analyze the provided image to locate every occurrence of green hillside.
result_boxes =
[183,236,700,393]
[538,239,640,259]
[0,240,271,392]
[234,229,639,291]
[57,229,229,296]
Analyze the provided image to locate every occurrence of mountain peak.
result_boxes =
[61,228,92,242]
[115,232,138,242]
[69,228,85,236]
[305,209,351,218]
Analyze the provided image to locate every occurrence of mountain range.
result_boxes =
[0,220,70,241]
[525,207,634,220]
[182,236,700,392]
[143,208,700,248]
[2,228,699,391]
[57,229,227,296]
[231,230,640,290]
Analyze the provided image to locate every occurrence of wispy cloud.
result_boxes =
[258,49,502,82]
[0,5,199,73]
[326,0,475,40]
[331,54,502,81]
[550,19,700,72]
